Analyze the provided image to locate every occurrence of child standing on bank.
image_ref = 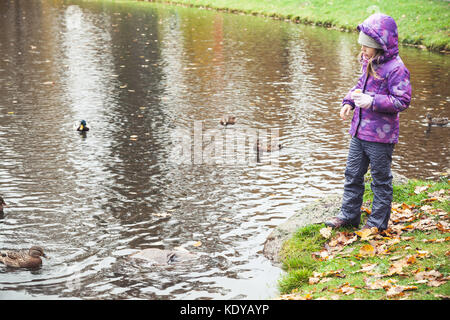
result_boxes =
[325,13,411,232]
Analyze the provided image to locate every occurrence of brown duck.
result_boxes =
[0,196,6,216]
[0,246,47,269]
[220,115,236,126]
[426,113,448,126]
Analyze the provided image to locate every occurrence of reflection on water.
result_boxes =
[0,0,448,299]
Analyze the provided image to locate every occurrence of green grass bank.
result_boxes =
[277,177,449,300]
[144,0,450,52]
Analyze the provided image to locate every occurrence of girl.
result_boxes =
[325,13,411,232]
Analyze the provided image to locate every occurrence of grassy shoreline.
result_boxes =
[277,176,449,300]
[142,0,449,52]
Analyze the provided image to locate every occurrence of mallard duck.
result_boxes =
[0,246,47,269]
[426,113,448,126]
[0,196,6,216]
[220,115,236,126]
[77,120,90,132]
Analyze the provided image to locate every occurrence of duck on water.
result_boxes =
[0,246,47,269]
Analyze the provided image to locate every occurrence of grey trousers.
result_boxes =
[337,137,395,231]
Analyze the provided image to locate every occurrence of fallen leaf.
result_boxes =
[340,285,355,295]
[386,285,417,298]
[414,185,430,194]
[193,241,202,247]
[355,263,378,274]
[152,212,171,218]
[319,226,332,239]
[309,277,320,285]
[355,227,378,241]
[421,197,438,203]
[359,244,375,257]
[365,278,398,290]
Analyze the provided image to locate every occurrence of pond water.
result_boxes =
[0,0,448,299]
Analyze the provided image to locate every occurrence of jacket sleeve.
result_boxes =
[342,72,366,109]
[372,66,411,114]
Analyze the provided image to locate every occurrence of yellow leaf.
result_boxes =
[355,227,378,240]
[359,244,375,257]
[421,197,438,203]
[361,207,371,215]
[193,241,202,247]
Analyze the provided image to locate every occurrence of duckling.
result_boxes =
[0,246,47,269]
[426,113,448,126]
[77,120,90,132]
[220,115,236,126]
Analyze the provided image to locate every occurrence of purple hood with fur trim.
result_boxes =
[342,13,411,144]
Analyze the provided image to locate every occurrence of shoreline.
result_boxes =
[263,172,410,266]
[270,173,449,299]
[144,0,450,53]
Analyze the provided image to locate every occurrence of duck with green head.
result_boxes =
[0,246,47,269]
[77,120,89,132]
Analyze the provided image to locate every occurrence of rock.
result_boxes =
[263,194,342,266]
[129,248,197,266]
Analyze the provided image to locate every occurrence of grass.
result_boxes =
[277,175,450,300]
[145,0,450,51]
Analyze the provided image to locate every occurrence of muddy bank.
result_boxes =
[263,172,409,266]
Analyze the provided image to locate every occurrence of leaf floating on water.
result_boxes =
[152,212,171,218]
[193,241,202,247]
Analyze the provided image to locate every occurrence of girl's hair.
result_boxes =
[358,49,384,79]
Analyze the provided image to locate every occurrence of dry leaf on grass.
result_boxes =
[386,285,418,298]
[319,227,332,239]
[365,278,398,290]
[414,270,448,287]
[414,185,430,194]
[359,244,375,257]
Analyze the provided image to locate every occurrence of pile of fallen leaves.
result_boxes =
[279,185,449,300]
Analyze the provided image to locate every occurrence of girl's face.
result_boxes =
[361,45,377,59]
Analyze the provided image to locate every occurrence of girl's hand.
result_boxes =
[351,92,373,109]
[340,104,353,120]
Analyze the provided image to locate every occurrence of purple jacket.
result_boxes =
[343,14,411,144]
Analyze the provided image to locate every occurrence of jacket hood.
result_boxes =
[357,13,399,63]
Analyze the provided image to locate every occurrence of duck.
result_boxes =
[0,246,47,269]
[220,115,236,126]
[77,120,90,132]
[0,196,6,216]
[426,113,448,126]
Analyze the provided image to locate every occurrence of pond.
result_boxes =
[0,0,448,299]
